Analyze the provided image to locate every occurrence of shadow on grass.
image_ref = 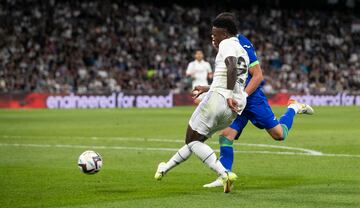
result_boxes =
[237,175,360,192]
[238,175,309,190]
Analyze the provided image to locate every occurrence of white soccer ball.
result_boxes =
[78,150,103,174]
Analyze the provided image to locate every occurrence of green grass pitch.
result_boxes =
[0,106,359,208]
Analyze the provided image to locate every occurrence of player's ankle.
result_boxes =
[219,135,233,146]
[288,103,299,113]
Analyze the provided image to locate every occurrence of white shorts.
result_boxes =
[189,91,238,138]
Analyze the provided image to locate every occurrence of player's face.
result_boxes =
[211,27,226,50]
[195,51,204,61]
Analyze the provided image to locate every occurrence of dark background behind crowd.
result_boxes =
[1,0,360,94]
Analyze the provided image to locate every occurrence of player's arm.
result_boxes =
[245,63,263,96]
[225,57,237,91]
[225,56,239,112]
[192,85,209,104]
[193,85,210,94]
[240,40,263,96]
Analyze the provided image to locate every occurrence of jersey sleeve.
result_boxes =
[237,35,259,68]
[246,45,259,68]
[219,39,237,59]
[186,62,193,75]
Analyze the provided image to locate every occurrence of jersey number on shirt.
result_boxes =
[236,57,248,84]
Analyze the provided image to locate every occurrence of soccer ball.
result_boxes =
[78,150,103,174]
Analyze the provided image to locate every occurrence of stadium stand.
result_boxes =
[0,0,359,94]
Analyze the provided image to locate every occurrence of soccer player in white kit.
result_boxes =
[154,16,250,193]
[186,50,213,89]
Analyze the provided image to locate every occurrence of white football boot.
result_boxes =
[203,172,238,193]
[154,162,167,181]
[288,99,314,115]
[222,172,238,193]
[203,177,223,188]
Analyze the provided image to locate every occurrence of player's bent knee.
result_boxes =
[269,130,284,141]
[185,135,207,144]
[267,125,286,141]
[185,125,207,144]
[220,128,237,141]
[271,124,289,141]
[272,134,285,141]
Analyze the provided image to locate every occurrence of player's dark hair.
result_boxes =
[215,12,239,32]
[216,12,236,22]
[212,17,238,36]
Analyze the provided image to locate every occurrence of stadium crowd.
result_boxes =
[0,0,360,94]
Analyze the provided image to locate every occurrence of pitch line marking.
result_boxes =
[0,135,323,156]
[0,143,360,158]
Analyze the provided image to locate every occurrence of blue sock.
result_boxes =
[279,108,295,130]
[219,136,234,171]
[279,108,296,139]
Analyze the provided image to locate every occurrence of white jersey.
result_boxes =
[210,37,250,102]
[188,37,250,137]
[186,60,212,88]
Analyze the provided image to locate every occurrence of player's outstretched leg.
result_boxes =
[154,144,192,180]
[203,135,234,188]
[219,135,234,171]
[277,99,314,140]
[204,99,315,188]
[204,116,247,188]
[187,140,237,193]
[186,125,237,193]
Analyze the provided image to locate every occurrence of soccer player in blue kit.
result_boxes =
[192,13,314,188]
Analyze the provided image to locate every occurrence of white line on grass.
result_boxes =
[100,137,324,156]
[0,143,359,158]
[0,135,323,155]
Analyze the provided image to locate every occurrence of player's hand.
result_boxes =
[186,73,195,80]
[192,86,207,99]
[227,98,239,113]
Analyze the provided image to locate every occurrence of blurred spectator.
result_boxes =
[186,50,213,89]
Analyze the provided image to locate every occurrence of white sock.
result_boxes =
[288,104,299,113]
[188,141,227,178]
[164,144,192,173]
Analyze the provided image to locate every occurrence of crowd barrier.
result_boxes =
[0,92,359,109]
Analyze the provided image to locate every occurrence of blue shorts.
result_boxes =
[229,97,279,140]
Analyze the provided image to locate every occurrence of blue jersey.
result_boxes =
[229,35,278,137]
[237,34,265,102]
